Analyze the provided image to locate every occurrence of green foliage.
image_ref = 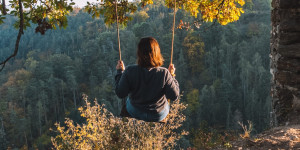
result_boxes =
[84,0,137,26]
[0,15,5,24]
[191,122,237,149]
[35,133,52,149]
[7,0,75,34]
[140,0,154,8]
[133,22,152,38]
[183,31,205,75]
[186,89,200,113]
[0,3,8,24]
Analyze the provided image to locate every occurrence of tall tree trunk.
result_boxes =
[73,89,76,109]
[24,131,28,148]
[38,102,42,136]
[55,103,57,121]
[61,80,65,112]
[43,98,48,124]
[22,89,26,114]
[0,117,4,133]
[226,103,231,129]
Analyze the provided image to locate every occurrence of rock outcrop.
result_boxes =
[271,0,300,126]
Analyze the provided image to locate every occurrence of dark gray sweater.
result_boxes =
[115,65,180,113]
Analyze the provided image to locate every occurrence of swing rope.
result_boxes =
[170,0,176,65]
[115,0,122,61]
[116,0,176,63]
[115,0,127,116]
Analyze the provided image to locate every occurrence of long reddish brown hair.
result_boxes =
[137,37,164,68]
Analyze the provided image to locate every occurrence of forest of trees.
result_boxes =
[0,0,272,149]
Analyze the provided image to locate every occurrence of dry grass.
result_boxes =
[51,94,187,150]
[238,120,253,139]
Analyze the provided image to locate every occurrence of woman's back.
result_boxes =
[115,65,179,113]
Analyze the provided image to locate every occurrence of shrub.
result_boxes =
[52,95,187,149]
[191,122,237,149]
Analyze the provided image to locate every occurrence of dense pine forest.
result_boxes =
[0,0,271,149]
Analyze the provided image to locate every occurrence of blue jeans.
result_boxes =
[126,98,169,122]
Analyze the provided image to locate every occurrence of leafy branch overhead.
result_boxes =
[0,0,245,29]
[84,0,137,26]
[0,0,74,71]
[165,0,245,25]
[0,0,245,71]
[84,0,245,26]
[1,0,74,34]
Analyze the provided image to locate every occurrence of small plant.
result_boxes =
[191,123,237,149]
[51,94,188,149]
[238,120,253,139]
[253,138,262,142]
[224,142,232,148]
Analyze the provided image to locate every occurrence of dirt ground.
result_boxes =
[217,125,300,150]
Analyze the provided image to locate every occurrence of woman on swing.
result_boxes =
[115,37,179,122]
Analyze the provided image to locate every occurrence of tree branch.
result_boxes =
[1,0,7,15]
[202,0,225,31]
[187,0,225,31]
[0,0,24,71]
